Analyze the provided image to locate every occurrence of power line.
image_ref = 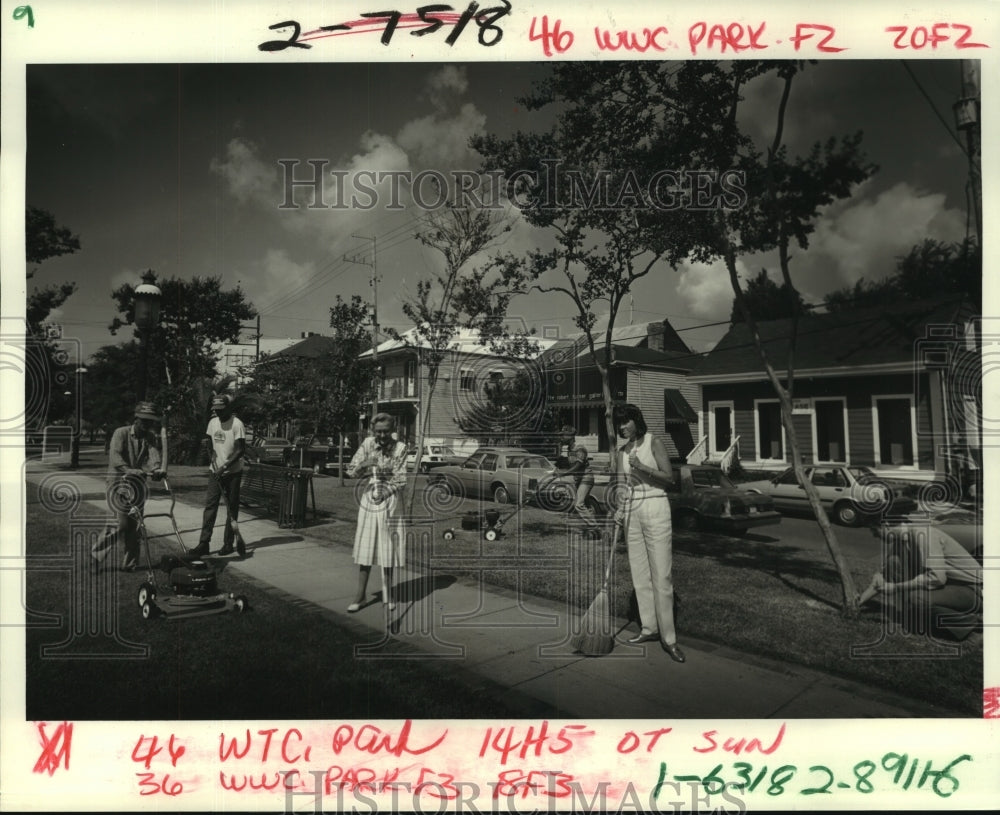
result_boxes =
[899,60,968,158]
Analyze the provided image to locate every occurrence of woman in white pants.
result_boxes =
[614,403,686,663]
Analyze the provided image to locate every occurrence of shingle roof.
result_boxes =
[689,296,972,378]
[268,334,339,359]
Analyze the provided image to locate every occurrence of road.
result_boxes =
[737,513,883,564]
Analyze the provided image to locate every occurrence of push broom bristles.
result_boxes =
[570,519,623,656]
[571,586,615,655]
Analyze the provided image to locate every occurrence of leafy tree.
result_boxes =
[109,270,256,462]
[824,238,981,312]
[388,202,527,510]
[84,342,143,438]
[26,206,81,269]
[24,206,81,429]
[243,296,374,484]
[478,61,877,617]
[729,268,807,325]
[461,367,558,450]
[472,63,726,468]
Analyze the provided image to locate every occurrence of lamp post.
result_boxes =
[133,273,162,400]
[69,365,87,468]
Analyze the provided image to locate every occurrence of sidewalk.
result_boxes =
[24,459,963,719]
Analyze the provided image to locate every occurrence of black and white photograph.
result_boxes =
[2,2,997,812]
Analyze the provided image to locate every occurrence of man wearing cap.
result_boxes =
[91,402,166,571]
[190,394,246,558]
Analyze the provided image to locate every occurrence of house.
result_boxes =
[217,336,305,384]
[686,297,980,479]
[540,320,701,462]
[359,328,559,453]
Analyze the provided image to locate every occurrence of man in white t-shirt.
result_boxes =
[189,394,246,558]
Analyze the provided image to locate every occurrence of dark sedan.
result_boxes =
[245,437,293,465]
[590,464,781,537]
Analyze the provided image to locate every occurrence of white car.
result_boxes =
[405,444,465,474]
[742,464,917,526]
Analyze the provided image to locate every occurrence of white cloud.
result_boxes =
[397,102,486,170]
[677,258,745,319]
[795,181,966,299]
[209,138,276,206]
[251,249,319,310]
[425,66,469,113]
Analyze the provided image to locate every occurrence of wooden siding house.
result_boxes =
[540,320,700,463]
[359,329,558,453]
[687,297,980,479]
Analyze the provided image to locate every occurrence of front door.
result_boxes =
[709,402,734,459]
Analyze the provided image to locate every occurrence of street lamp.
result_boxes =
[134,274,162,400]
[70,366,87,468]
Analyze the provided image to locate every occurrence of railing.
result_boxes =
[720,435,741,474]
[686,435,708,465]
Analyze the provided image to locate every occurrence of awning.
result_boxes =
[664,388,697,424]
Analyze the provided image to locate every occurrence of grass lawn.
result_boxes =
[23,479,548,721]
[26,457,982,718]
[298,473,983,717]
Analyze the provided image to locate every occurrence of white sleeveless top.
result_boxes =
[621,433,667,497]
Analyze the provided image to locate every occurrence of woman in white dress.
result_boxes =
[345,413,408,612]
[614,403,686,663]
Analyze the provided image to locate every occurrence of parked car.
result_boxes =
[874,508,983,562]
[427,447,558,505]
[406,444,465,474]
[285,435,354,474]
[742,464,916,527]
[245,437,293,465]
[587,464,781,537]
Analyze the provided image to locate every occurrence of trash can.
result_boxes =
[279,468,313,528]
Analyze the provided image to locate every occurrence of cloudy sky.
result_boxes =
[24,59,976,361]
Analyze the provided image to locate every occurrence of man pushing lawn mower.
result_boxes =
[188,392,246,559]
[91,402,167,571]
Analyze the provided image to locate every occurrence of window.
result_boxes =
[873,396,915,466]
[481,453,498,472]
[814,399,847,463]
[460,368,476,392]
[404,360,417,397]
[756,401,783,460]
[777,469,799,485]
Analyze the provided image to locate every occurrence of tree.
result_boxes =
[24,206,81,429]
[706,62,875,617]
[109,271,256,462]
[478,61,877,617]
[388,202,526,511]
[85,342,144,436]
[824,238,981,312]
[243,296,374,484]
[729,268,806,325]
[462,367,558,450]
[472,63,725,469]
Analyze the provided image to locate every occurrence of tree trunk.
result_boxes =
[724,248,860,618]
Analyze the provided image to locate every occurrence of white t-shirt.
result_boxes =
[206,415,246,473]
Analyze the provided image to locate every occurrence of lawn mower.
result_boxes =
[440,505,521,541]
[133,478,249,620]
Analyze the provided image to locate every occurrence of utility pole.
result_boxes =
[954,60,981,244]
[345,235,379,431]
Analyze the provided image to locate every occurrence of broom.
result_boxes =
[571,504,627,656]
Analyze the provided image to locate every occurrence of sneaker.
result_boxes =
[236,537,246,557]
[121,552,138,572]
[218,544,235,556]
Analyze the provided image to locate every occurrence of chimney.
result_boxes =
[646,321,665,352]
